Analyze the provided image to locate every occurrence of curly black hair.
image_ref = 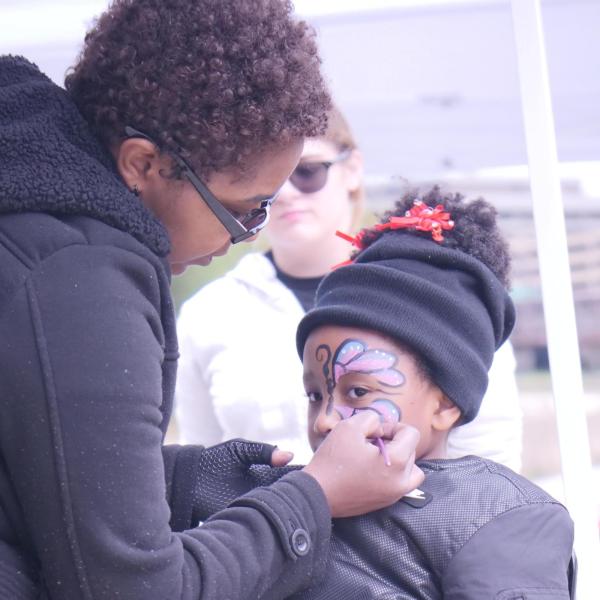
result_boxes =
[357,186,511,287]
[65,0,330,178]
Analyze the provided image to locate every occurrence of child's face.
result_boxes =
[302,325,459,460]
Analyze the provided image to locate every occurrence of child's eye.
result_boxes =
[306,391,323,403]
[348,387,369,399]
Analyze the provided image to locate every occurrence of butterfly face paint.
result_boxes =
[316,338,405,416]
[305,325,447,462]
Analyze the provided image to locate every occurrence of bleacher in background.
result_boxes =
[509,226,600,369]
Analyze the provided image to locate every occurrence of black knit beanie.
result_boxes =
[296,232,515,423]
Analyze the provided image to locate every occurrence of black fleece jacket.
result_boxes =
[0,56,330,599]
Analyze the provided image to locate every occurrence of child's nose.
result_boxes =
[313,405,343,437]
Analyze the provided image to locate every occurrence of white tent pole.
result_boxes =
[510,0,600,596]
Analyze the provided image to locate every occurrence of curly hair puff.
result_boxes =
[357,186,511,287]
[65,0,331,178]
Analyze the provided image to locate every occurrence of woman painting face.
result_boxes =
[302,325,461,460]
[116,138,304,274]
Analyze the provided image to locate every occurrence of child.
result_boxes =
[290,188,574,599]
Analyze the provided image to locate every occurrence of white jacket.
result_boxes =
[175,253,523,470]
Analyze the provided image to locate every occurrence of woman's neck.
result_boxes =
[271,237,353,278]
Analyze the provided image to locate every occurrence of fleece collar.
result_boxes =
[0,55,170,256]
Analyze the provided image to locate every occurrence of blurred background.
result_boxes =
[2,0,599,509]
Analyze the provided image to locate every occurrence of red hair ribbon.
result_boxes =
[332,200,453,269]
[335,229,366,249]
[331,229,367,269]
[375,200,454,243]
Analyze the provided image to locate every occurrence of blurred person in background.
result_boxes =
[0,1,424,598]
[176,106,523,471]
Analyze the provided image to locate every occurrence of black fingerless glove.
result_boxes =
[164,440,303,531]
[191,439,301,524]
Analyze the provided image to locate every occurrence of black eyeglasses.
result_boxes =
[124,126,277,244]
[289,149,351,194]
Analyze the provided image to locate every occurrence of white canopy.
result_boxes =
[1,0,599,179]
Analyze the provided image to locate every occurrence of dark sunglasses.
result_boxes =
[124,126,277,244]
[289,149,351,194]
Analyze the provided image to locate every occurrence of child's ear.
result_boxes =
[431,393,461,432]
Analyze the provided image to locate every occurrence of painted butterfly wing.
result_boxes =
[371,399,402,424]
[334,340,366,366]
[372,368,405,387]
[343,349,396,373]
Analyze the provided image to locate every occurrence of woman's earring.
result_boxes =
[132,184,140,196]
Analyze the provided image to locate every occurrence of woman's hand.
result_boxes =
[303,411,423,517]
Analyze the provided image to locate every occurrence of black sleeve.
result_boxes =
[1,244,330,599]
[442,502,574,599]
[162,444,204,531]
